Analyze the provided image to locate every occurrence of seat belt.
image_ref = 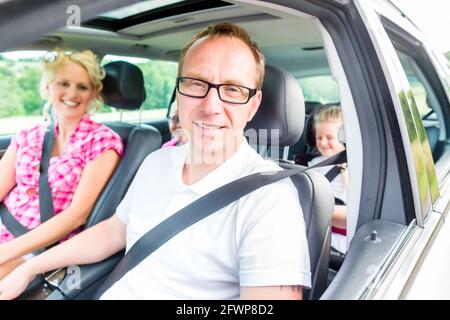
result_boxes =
[324,161,348,236]
[94,150,347,298]
[325,165,342,182]
[0,120,56,237]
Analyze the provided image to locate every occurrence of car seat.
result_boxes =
[286,101,323,160]
[245,65,334,299]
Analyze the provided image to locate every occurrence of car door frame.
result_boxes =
[343,0,450,299]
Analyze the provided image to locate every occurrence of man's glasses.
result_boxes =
[176,77,257,105]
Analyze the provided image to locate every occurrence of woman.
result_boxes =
[0,49,123,279]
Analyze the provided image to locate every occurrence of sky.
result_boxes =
[391,0,450,54]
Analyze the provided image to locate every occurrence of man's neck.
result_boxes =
[182,137,244,185]
[182,161,221,185]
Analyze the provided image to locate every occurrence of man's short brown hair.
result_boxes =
[178,23,265,89]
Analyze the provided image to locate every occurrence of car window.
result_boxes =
[0,51,46,135]
[298,75,340,104]
[395,52,433,118]
[391,48,445,166]
[98,54,177,123]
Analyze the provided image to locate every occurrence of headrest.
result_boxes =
[305,105,327,148]
[102,61,146,110]
[305,101,323,115]
[245,65,305,147]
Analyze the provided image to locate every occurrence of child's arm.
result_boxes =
[332,205,347,229]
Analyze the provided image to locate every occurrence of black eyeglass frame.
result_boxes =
[176,76,258,105]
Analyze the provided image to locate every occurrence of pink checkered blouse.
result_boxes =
[1,114,124,243]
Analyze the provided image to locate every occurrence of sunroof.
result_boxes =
[84,0,232,32]
[99,0,185,19]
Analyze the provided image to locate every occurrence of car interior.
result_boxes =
[0,0,449,299]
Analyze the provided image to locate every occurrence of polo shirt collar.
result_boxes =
[53,113,91,136]
[170,138,254,196]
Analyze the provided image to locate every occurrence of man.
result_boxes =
[0,23,310,300]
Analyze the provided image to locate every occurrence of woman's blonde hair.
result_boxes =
[40,49,105,117]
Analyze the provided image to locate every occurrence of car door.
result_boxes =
[324,0,450,299]
[374,4,450,299]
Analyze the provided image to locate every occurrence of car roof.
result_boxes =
[4,0,332,78]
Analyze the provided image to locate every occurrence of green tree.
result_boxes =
[0,58,43,117]
[18,64,44,115]
[0,78,25,117]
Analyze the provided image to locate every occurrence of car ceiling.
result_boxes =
[7,0,331,78]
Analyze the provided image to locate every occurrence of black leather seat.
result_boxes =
[20,61,162,300]
[245,65,334,300]
[86,61,162,227]
[286,101,323,161]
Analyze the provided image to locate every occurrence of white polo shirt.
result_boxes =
[101,139,311,299]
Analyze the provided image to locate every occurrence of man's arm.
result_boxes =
[0,214,126,300]
[240,286,303,300]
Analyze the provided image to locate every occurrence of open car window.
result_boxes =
[97,54,177,123]
[0,51,46,135]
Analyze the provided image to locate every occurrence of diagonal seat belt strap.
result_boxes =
[94,150,347,299]
[39,121,55,223]
[325,165,341,182]
[0,204,29,235]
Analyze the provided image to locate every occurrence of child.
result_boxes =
[308,105,348,256]
[161,102,187,148]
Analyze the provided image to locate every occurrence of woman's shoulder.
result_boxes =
[82,116,122,142]
[14,122,46,141]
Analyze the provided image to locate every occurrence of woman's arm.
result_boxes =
[0,149,120,263]
[0,146,17,202]
[0,214,126,300]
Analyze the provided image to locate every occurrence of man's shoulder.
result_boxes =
[239,144,282,174]
[140,144,186,170]
[238,158,299,203]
